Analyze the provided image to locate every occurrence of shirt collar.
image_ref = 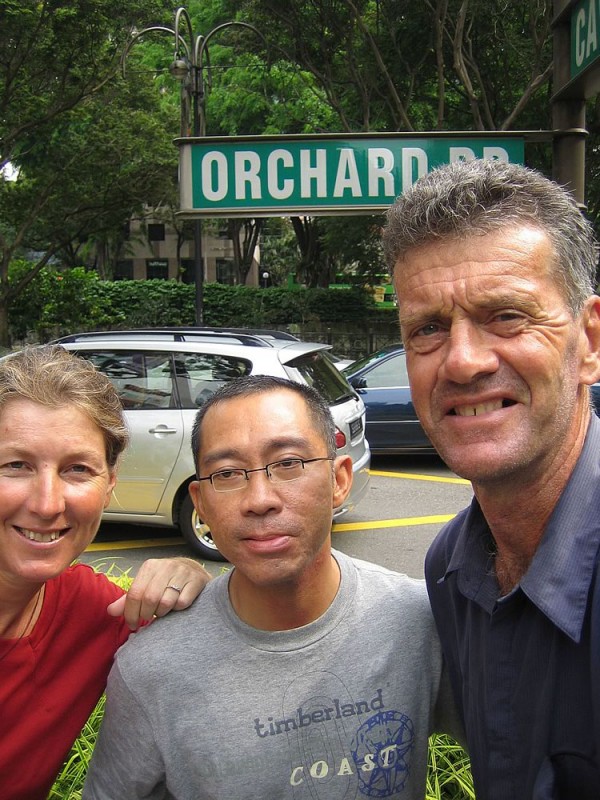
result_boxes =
[441,415,600,641]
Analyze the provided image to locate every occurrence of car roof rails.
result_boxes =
[54,328,298,348]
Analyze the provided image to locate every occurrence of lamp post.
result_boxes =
[122,8,263,325]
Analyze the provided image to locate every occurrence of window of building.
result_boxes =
[216,259,236,285]
[181,259,195,284]
[147,223,166,241]
[114,260,134,280]
[146,259,169,280]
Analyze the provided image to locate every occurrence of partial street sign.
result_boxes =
[571,0,600,80]
[553,0,600,100]
[178,133,525,217]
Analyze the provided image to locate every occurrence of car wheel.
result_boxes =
[178,494,226,562]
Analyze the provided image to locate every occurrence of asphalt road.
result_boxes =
[79,454,474,581]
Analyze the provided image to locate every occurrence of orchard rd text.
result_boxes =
[178,135,525,216]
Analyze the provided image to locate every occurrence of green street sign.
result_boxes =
[571,0,600,78]
[178,134,524,217]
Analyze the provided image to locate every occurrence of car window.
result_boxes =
[285,352,355,405]
[343,345,403,376]
[174,353,252,409]
[77,350,176,410]
[363,353,409,388]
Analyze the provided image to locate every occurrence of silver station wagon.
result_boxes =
[57,328,371,560]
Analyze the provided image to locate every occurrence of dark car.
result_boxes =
[592,383,600,416]
[343,344,434,454]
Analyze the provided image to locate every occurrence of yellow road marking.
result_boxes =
[86,515,456,551]
[332,514,456,532]
[86,537,185,552]
[370,469,470,485]
[85,470,468,551]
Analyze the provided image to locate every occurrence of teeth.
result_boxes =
[454,400,504,417]
[20,529,61,543]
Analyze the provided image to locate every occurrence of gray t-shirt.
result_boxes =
[83,551,461,799]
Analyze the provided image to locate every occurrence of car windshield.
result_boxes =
[285,352,356,405]
[343,344,403,376]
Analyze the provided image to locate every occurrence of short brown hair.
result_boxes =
[0,345,128,467]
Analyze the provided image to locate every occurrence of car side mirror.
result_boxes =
[350,376,367,390]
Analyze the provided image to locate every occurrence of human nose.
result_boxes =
[239,469,282,515]
[28,470,66,518]
[441,320,499,384]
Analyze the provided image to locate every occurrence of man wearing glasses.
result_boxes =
[84,375,460,800]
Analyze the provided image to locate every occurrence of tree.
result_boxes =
[225,0,553,134]
[0,0,177,345]
[212,0,556,286]
[224,218,264,284]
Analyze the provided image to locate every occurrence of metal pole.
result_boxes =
[122,9,265,326]
[552,0,587,205]
[192,63,204,325]
[193,219,204,325]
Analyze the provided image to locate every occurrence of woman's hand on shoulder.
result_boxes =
[106,557,212,630]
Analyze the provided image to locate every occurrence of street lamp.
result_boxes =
[122,8,264,325]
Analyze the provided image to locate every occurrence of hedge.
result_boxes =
[8,263,396,346]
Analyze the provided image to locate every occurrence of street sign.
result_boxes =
[571,0,600,79]
[178,134,525,217]
[553,0,600,100]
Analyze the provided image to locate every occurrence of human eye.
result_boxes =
[417,322,443,337]
[269,459,303,481]
[487,309,528,334]
[2,461,26,472]
[68,464,92,475]
[213,468,244,482]
[274,458,302,470]
[0,460,32,479]
[404,320,447,353]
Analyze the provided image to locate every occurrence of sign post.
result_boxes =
[552,0,600,204]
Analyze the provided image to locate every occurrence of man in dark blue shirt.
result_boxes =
[383,158,600,799]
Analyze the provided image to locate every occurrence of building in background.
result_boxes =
[113,216,260,286]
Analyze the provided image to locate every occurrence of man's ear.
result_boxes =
[188,481,205,519]
[579,295,600,386]
[332,455,353,510]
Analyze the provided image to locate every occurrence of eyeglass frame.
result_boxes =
[196,456,334,493]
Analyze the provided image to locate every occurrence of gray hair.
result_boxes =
[383,159,599,314]
[0,345,128,468]
[191,375,336,476]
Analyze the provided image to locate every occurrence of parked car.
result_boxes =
[56,328,371,560]
[343,344,434,454]
[592,383,600,416]
[325,352,355,371]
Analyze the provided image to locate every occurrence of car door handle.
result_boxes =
[148,425,178,435]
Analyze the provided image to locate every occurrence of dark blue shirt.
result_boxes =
[425,415,600,800]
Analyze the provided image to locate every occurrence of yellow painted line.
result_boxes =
[86,514,457,552]
[86,471,468,552]
[332,514,456,532]
[370,469,470,485]
[86,537,185,552]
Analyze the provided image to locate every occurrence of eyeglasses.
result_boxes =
[197,457,334,493]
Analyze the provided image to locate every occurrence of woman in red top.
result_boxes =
[0,345,210,799]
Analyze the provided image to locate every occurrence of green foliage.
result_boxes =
[427,734,475,800]
[0,0,178,345]
[8,262,120,342]
[9,264,382,341]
